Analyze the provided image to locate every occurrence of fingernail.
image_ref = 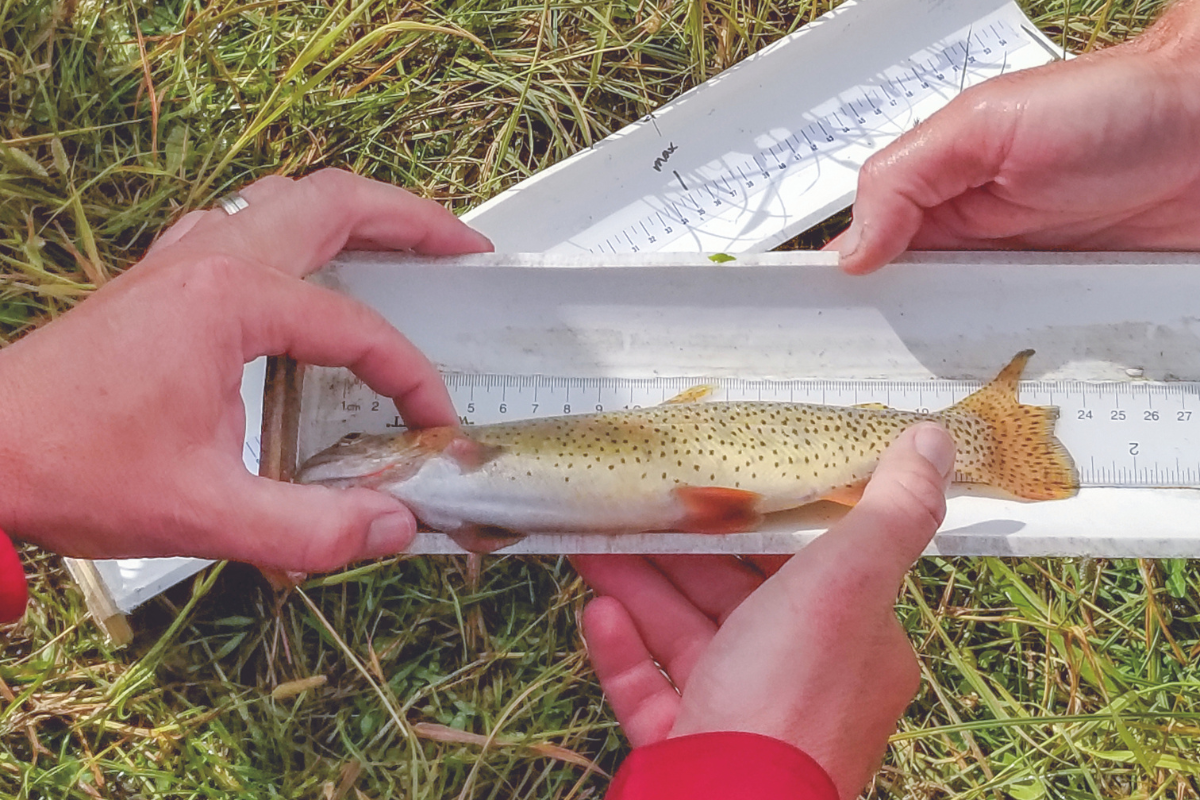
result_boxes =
[468,228,494,252]
[365,511,415,557]
[838,218,863,263]
[913,424,956,481]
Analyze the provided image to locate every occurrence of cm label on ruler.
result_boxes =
[330,374,1200,490]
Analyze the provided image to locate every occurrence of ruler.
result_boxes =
[321,374,1200,491]
[559,16,1038,255]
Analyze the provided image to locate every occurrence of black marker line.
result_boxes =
[672,170,688,191]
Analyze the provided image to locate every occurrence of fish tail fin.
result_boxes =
[938,350,1079,500]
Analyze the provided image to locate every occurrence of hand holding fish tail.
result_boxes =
[0,170,492,572]
[833,0,1200,274]
[578,423,955,800]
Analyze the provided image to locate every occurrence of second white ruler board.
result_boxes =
[463,0,1060,252]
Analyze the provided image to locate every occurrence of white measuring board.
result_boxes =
[298,251,1200,558]
[463,0,1060,253]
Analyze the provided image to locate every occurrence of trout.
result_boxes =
[297,350,1078,552]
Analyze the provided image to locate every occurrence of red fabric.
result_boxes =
[605,732,839,800]
[0,528,27,623]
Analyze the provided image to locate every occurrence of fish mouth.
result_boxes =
[295,449,399,486]
[295,457,380,486]
[295,431,428,487]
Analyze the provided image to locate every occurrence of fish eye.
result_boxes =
[339,432,364,444]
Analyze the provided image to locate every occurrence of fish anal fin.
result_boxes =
[672,486,764,534]
[854,402,890,411]
[664,385,717,405]
[822,481,867,507]
[447,524,527,554]
[940,350,1079,501]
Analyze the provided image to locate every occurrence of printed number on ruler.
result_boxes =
[329,375,1200,489]
[562,18,1030,255]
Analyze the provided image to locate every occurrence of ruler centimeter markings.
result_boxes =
[559,17,1031,255]
[315,375,1200,489]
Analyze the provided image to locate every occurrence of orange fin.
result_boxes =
[822,481,867,507]
[664,385,717,404]
[672,486,764,534]
[447,525,527,554]
[938,350,1079,501]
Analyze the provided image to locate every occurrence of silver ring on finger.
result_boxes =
[215,191,249,216]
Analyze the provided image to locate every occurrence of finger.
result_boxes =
[572,555,716,688]
[236,265,456,428]
[188,169,493,276]
[581,596,680,747]
[211,478,418,572]
[147,209,207,255]
[909,186,1143,250]
[148,176,301,255]
[646,555,765,624]
[742,554,791,577]
[838,86,1018,275]
[817,423,954,593]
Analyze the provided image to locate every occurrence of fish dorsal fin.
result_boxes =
[853,402,890,411]
[663,385,717,405]
[939,350,1078,501]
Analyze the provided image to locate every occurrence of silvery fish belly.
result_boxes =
[297,351,1078,553]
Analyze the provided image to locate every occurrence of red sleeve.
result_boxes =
[605,731,839,800]
[0,528,27,623]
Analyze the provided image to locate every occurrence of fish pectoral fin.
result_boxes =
[672,486,764,534]
[443,435,505,472]
[853,402,890,411]
[663,385,717,405]
[821,480,867,507]
[446,524,527,554]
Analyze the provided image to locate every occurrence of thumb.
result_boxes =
[220,477,418,572]
[838,85,1016,275]
[822,423,955,591]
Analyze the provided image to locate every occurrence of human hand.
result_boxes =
[0,169,491,572]
[575,423,955,800]
[835,0,1200,274]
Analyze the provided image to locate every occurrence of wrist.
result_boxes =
[1139,0,1200,60]
[0,345,33,537]
[608,732,838,800]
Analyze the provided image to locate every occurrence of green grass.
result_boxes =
[3,0,1198,798]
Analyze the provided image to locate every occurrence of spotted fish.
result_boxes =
[297,350,1078,552]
